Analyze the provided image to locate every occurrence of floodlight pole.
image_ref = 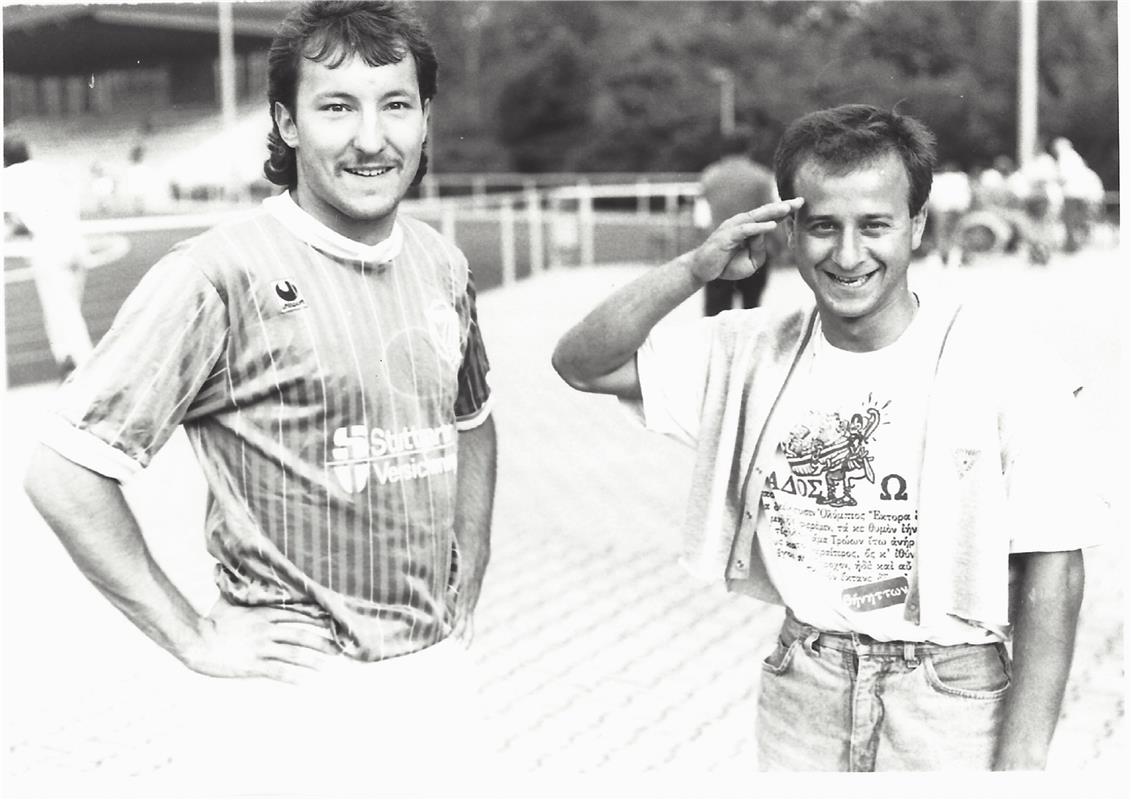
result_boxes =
[218,1,239,199]
[709,67,735,138]
[1017,0,1039,168]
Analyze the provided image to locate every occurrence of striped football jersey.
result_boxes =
[42,192,492,661]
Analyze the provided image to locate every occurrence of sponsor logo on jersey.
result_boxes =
[273,279,307,313]
[328,423,457,493]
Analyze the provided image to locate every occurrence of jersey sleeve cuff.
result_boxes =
[455,391,494,432]
[39,414,143,483]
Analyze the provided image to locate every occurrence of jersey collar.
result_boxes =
[263,191,403,264]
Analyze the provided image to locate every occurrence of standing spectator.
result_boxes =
[927,161,973,267]
[122,143,168,214]
[697,130,782,316]
[4,135,93,377]
[1052,137,1105,252]
[23,2,497,793]
[1018,147,1063,264]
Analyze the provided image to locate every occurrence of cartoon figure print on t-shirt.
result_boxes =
[785,405,880,507]
[761,394,921,617]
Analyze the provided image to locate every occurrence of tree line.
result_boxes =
[415,0,1118,188]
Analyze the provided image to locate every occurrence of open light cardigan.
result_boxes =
[639,297,1094,634]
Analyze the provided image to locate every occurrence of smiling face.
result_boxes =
[274,51,429,245]
[786,150,927,351]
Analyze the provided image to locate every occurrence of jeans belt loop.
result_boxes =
[803,629,821,655]
[902,641,920,668]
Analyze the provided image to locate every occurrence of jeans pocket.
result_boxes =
[760,636,800,676]
[923,644,1011,699]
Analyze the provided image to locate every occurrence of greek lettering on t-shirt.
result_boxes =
[753,304,992,644]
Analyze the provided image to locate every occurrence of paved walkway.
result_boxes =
[1,251,1127,797]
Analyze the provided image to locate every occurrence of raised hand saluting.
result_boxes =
[689,197,805,283]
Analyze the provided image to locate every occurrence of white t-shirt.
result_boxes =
[753,298,993,644]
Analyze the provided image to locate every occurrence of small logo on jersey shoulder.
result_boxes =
[273,280,307,313]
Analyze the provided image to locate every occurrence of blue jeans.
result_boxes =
[756,610,1011,771]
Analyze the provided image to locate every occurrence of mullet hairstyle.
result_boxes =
[773,104,937,216]
[263,0,439,189]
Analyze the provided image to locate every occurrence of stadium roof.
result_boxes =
[3,2,294,75]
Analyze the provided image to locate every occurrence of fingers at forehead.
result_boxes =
[747,198,803,222]
[729,220,782,242]
[719,200,799,231]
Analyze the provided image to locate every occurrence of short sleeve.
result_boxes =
[620,316,716,448]
[42,253,228,481]
[453,270,492,431]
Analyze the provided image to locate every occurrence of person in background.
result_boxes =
[1016,145,1063,264]
[4,134,93,378]
[696,129,782,316]
[23,2,497,793]
[553,103,1100,771]
[927,160,972,267]
[1052,137,1105,253]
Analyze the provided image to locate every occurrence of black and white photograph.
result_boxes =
[1,1,1126,797]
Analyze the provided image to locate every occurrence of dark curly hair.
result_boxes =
[773,104,937,216]
[263,1,438,189]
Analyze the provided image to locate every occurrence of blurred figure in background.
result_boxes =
[1052,137,1105,253]
[927,160,973,267]
[974,155,1016,210]
[1015,145,1063,264]
[4,134,93,378]
[696,129,781,315]
[122,143,168,214]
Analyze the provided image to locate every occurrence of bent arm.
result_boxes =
[551,198,803,399]
[551,253,705,398]
[994,549,1085,770]
[24,444,340,681]
[23,443,208,662]
[453,415,497,638]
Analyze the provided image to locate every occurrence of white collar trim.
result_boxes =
[263,191,403,263]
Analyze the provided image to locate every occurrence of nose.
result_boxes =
[352,108,386,154]
[832,230,864,270]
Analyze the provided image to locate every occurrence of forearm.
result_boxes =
[551,252,703,391]
[24,445,206,664]
[994,550,1085,770]
[454,416,497,614]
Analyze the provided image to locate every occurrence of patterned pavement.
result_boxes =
[1,250,1127,797]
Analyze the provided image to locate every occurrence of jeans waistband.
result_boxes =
[780,608,996,659]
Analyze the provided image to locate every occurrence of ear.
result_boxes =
[274,101,299,148]
[910,205,928,250]
[421,98,432,134]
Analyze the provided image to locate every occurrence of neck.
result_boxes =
[819,290,919,352]
[291,188,395,247]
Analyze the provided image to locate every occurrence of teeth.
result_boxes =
[829,272,869,286]
[346,167,392,177]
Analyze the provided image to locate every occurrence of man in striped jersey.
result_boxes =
[24,1,497,790]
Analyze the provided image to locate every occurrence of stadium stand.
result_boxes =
[4,3,289,214]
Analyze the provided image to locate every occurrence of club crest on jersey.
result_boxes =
[425,301,461,367]
[272,280,307,313]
